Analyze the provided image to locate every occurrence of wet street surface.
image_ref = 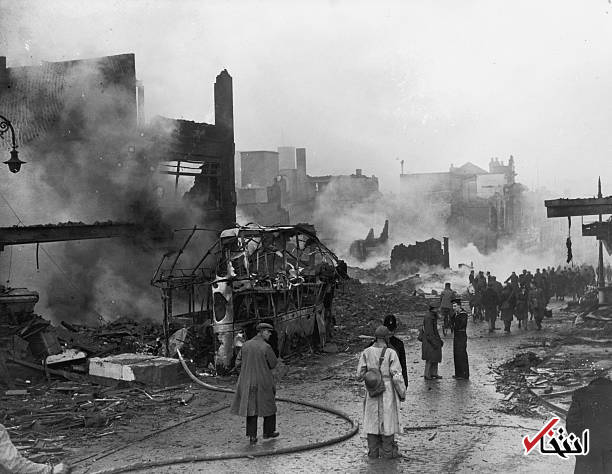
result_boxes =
[82,308,577,474]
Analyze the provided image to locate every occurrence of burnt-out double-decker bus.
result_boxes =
[152,223,341,373]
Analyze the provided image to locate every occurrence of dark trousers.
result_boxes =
[453,333,469,379]
[367,434,399,458]
[246,414,276,437]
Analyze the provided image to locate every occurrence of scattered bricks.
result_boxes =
[88,354,189,386]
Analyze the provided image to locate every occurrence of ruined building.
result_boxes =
[237,146,379,226]
[0,54,236,232]
[148,69,236,231]
[0,53,236,323]
[349,220,389,261]
[390,237,450,271]
[400,157,524,253]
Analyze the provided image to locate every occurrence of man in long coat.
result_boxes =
[566,375,612,473]
[515,285,529,330]
[500,282,516,333]
[482,281,500,333]
[451,299,469,379]
[438,282,457,335]
[528,282,545,330]
[357,325,404,459]
[421,305,443,380]
[230,322,278,444]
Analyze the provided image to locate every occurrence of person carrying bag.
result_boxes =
[357,325,404,459]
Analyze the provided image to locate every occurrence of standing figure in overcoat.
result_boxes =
[528,282,545,330]
[482,281,500,333]
[514,285,529,330]
[421,305,443,380]
[451,299,469,379]
[230,322,279,445]
[357,325,405,459]
[566,375,612,474]
[500,282,516,333]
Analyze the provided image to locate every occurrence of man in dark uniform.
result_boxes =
[505,271,519,290]
[383,314,408,388]
[367,314,408,388]
[451,298,469,379]
[482,280,500,333]
[566,374,612,473]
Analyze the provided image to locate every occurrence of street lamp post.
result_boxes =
[0,114,25,173]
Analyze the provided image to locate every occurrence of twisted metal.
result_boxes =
[0,114,17,150]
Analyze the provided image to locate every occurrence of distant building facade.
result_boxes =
[236,146,379,225]
[400,157,523,253]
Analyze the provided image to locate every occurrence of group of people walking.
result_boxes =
[469,267,562,332]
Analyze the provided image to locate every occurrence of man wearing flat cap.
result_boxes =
[357,325,405,459]
[230,322,279,445]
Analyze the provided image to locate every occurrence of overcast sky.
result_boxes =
[1,0,612,196]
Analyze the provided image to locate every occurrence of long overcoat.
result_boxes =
[230,334,278,417]
[357,345,403,436]
[566,378,612,474]
[500,286,516,322]
[421,311,443,363]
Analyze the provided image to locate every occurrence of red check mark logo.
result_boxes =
[523,418,559,454]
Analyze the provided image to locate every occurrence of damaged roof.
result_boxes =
[452,162,488,175]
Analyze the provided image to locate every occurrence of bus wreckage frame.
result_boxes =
[152,223,341,372]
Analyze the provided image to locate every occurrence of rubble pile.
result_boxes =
[492,352,545,417]
[1,381,195,464]
[500,351,542,370]
[347,263,469,293]
[333,279,429,350]
[55,317,164,357]
[3,315,167,372]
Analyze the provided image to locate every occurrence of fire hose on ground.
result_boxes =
[81,349,359,474]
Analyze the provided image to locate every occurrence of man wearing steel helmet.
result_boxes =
[357,325,405,459]
[230,322,279,445]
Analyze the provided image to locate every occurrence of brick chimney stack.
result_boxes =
[214,69,234,139]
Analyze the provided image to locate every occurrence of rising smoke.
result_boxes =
[0,57,208,324]
[309,170,600,292]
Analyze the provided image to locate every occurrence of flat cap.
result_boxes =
[256,322,274,331]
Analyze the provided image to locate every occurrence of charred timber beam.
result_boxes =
[545,197,612,217]
[0,223,139,249]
